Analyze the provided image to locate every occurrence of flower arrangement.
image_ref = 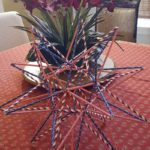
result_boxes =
[14,0,117,65]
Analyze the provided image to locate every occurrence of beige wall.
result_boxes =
[3,0,25,12]
[2,0,41,40]
[3,0,30,27]
[0,0,4,12]
[139,0,150,18]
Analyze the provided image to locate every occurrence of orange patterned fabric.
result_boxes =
[0,41,150,150]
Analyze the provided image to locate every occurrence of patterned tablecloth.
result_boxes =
[0,41,150,150]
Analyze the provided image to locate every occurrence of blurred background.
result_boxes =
[0,0,150,44]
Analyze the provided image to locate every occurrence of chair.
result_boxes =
[0,11,29,51]
[97,0,141,42]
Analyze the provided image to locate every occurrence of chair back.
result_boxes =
[97,0,141,42]
[97,8,136,42]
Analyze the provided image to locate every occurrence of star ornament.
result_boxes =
[0,25,147,150]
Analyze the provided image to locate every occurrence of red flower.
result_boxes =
[72,0,80,9]
[60,0,88,9]
[22,0,53,13]
[107,2,115,12]
[22,0,41,13]
[89,0,101,7]
[21,0,115,13]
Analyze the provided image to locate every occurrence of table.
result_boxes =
[0,41,150,150]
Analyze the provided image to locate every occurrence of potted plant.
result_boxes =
[14,0,116,66]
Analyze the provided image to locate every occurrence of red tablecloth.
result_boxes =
[0,41,150,150]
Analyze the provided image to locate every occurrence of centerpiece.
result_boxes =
[15,0,116,64]
[0,0,147,150]
[14,0,117,85]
